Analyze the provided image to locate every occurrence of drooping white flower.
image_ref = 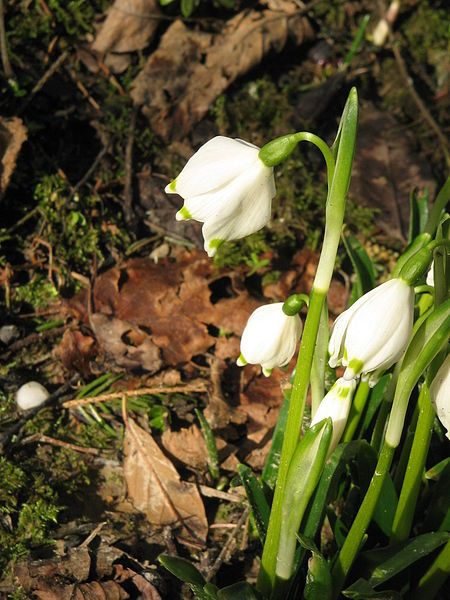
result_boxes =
[311,378,356,455]
[16,381,50,410]
[237,303,302,376]
[165,136,276,257]
[429,354,450,440]
[328,278,414,385]
[426,261,434,287]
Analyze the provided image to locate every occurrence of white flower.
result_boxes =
[311,378,356,455]
[329,278,414,385]
[237,303,302,376]
[16,381,50,410]
[426,261,434,287]
[165,136,276,257]
[430,354,450,440]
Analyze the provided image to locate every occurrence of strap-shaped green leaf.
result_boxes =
[237,463,270,543]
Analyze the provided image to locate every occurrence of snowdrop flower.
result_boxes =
[430,354,450,440]
[165,136,276,257]
[237,303,302,376]
[426,261,434,287]
[16,381,50,410]
[329,278,414,385]
[311,378,356,455]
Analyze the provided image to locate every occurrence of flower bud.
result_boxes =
[258,134,299,167]
[165,136,276,257]
[328,278,414,384]
[429,354,450,440]
[237,303,302,376]
[16,381,50,411]
[310,378,356,454]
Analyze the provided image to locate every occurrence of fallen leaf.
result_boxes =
[90,313,163,373]
[56,329,96,378]
[0,116,27,196]
[92,0,161,55]
[350,102,436,242]
[161,424,208,471]
[62,252,260,373]
[123,417,208,547]
[131,6,314,140]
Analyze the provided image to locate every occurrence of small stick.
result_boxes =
[199,485,244,504]
[0,374,79,451]
[18,51,69,114]
[205,508,249,581]
[79,521,107,547]
[71,144,109,196]
[391,42,450,166]
[0,0,13,78]
[21,433,100,455]
[123,106,138,225]
[62,382,208,409]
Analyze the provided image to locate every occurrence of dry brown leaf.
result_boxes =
[62,252,260,373]
[0,116,27,196]
[90,313,163,373]
[92,0,161,55]
[350,102,436,242]
[123,417,208,547]
[131,6,314,140]
[161,424,208,471]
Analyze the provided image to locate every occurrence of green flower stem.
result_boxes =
[392,402,419,492]
[424,175,450,236]
[293,132,335,185]
[258,88,358,597]
[410,539,450,600]
[390,384,434,543]
[258,288,326,595]
[311,301,329,416]
[331,440,395,599]
[342,380,370,442]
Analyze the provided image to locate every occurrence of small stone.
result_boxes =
[0,324,20,345]
[15,381,50,411]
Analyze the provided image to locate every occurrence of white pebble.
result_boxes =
[16,381,50,410]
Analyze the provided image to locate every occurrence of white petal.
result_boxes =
[174,137,262,199]
[240,303,302,372]
[430,354,450,439]
[344,279,414,376]
[311,378,356,454]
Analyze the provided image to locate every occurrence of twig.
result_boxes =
[20,433,100,455]
[123,106,138,225]
[79,521,107,547]
[391,42,450,167]
[199,485,244,504]
[0,326,65,357]
[18,51,69,114]
[65,66,101,111]
[205,507,249,581]
[0,374,80,451]
[0,0,13,78]
[62,382,208,409]
[71,144,109,196]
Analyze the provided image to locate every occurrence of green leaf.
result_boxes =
[217,582,262,599]
[180,0,197,17]
[408,188,430,243]
[237,464,270,543]
[196,409,220,480]
[353,532,450,588]
[373,473,397,537]
[423,461,450,532]
[360,375,390,435]
[261,390,290,489]
[158,554,205,586]
[425,457,450,481]
[304,548,332,600]
[343,579,402,599]
[342,233,376,304]
[277,419,333,580]
[159,0,176,4]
